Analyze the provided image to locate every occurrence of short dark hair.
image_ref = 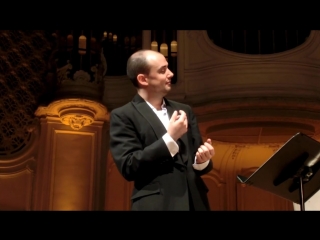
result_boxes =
[126,50,153,88]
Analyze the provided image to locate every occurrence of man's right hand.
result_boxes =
[167,110,188,141]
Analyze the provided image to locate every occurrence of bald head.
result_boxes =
[127,49,161,88]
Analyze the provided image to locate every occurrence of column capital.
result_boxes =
[35,99,109,130]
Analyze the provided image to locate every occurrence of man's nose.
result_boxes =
[168,69,174,78]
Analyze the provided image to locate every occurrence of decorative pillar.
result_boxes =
[33,100,109,210]
[32,30,110,210]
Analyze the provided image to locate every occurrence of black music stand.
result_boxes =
[237,132,320,211]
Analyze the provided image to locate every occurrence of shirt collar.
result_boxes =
[146,99,166,111]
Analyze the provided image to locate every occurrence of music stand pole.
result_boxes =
[299,176,305,211]
[294,166,313,211]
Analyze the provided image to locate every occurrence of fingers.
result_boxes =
[167,110,188,141]
[170,110,178,122]
[196,152,203,162]
[177,110,187,122]
[173,110,188,123]
[197,146,212,158]
[179,110,186,115]
[197,139,215,160]
[205,142,215,156]
[178,110,187,120]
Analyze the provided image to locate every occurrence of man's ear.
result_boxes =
[137,74,148,87]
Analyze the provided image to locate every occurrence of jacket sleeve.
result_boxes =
[109,109,173,181]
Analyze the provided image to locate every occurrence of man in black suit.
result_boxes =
[109,49,215,211]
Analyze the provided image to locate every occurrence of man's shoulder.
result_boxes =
[110,102,133,114]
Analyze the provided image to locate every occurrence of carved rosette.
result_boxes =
[59,108,95,130]
[35,99,109,130]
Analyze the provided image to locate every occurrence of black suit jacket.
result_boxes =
[109,94,213,210]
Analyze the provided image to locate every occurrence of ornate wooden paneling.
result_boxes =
[202,169,227,210]
[50,130,96,210]
[236,167,293,211]
[0,125,39,211]
[32,117,107,210]
[0,166,34,210]
[105,151,132,210]
[237,183,293,210]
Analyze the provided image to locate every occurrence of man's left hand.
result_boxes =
[196,138,215,164]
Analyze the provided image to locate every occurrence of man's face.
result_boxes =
[144,51,174,96]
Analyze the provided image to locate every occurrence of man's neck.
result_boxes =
[137,90,163,110]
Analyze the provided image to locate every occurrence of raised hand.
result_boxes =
[196,139,215,164]
[167,110,188,141]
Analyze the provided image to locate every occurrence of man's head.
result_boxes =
[127,50,174,94]
[127,50,151,87]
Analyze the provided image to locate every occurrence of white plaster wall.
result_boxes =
[293,189,320,211]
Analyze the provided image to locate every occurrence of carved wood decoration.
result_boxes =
[0,158,35,210]
[32,117,107,210]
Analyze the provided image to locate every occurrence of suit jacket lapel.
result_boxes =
[131,94,167,140]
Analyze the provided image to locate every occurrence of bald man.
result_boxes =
[109,49,215,211]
